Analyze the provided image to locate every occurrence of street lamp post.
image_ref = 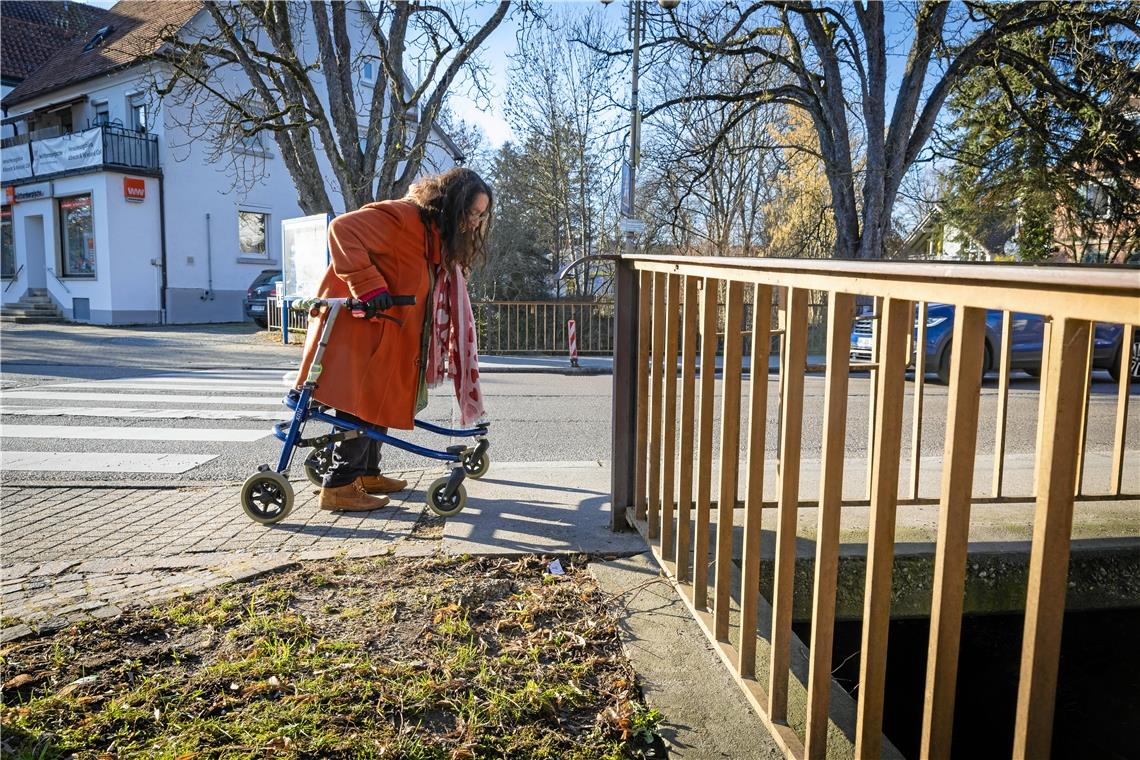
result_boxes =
[610,0,675,530]
[625,0,642,252]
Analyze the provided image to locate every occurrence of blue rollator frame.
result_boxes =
[240,297,490,525]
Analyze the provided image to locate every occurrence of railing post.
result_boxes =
[854,296,912,758]
[611,258,640,531]
[804,291,855,760]
[1014,317,1092,759]
[768,286,809,720]
[920,306,987,759]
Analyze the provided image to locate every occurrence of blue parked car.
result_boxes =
[850,304,1138,384]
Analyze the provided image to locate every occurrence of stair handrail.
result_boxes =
[3,264,24,292]
[45,268,71,294]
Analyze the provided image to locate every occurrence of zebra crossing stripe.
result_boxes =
[0,425,270,442]
[43,382,287,393]
[0,406,288,421]
[1,452,218,474]
[3,391,285,405]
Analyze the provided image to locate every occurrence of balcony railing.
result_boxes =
[100,124,159,172]
[609,256,1139,759]
[0,124,159,180]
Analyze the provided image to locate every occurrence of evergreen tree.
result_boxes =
[939,7,1140,262]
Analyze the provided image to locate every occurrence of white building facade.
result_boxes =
[1,1,459,324]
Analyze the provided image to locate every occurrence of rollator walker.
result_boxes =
[239,296,490,525]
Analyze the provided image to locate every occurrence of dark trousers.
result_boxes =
[323,411,385,488]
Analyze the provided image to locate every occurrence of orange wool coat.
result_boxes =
[294,200,441,430]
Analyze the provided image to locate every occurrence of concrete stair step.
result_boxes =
[10,303,58,311]
[0,314,65,323]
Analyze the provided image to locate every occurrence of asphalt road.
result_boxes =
[1,321,1136,487]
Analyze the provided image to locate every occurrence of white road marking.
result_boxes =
[0,424,270,442]
[0,406,289,421]
[1,452,218,473]
[44,382,287,393]
[2,391,284,405]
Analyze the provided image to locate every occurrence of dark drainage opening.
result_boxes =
[795,607,1140,758]
[72,297,90,321]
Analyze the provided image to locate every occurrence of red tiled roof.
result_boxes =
[1,1,110,82]
[2,0,202,109]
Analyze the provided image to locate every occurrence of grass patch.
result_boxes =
[0,555,663,758]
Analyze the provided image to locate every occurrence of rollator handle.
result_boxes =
[291,295,416,313]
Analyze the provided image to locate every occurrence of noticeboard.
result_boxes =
[281,213,332,299]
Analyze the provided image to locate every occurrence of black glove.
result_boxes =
[353,291,393,319]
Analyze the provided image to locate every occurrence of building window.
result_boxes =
[94,102,110,126]
[1080,182,1112,220]
[1,205,14,278]
[239,108,265,152]
[234,99,266,152]
[59,194,96,277]
[362,60,376,83]
[239,210,268,257]
[128,95,146,132]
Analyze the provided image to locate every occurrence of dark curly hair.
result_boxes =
[404,167,493,271]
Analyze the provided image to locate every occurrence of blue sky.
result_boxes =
[79,0,922,151]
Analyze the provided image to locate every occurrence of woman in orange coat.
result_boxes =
[295,168,493,512]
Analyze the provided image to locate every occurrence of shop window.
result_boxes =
[1,205,14,278]
[59,194,96,277]
[239,210,268,257]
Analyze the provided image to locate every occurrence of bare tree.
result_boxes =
[642,57,786,257]
[149,1,510,213]
[502,11,624,298]
[629,1,1139,259]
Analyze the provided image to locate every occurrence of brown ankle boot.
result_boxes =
[358,473,408,494]
[320,481,390,512]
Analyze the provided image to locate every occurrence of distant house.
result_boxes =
[0,0,461,325]
[897,208,1015,261]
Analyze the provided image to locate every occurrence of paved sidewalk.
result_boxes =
[0,463,646,643]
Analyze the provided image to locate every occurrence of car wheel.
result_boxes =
[936,342,991,386]
[1108,329,1140,384]
[254,317,268,328]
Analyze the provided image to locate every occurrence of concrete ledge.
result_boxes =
[589,552,784,760]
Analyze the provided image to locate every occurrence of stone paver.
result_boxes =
[0,469,434,638]
[1,463,651,639]
[441,462,647,557]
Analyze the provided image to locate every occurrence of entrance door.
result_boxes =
[24,215,46,289]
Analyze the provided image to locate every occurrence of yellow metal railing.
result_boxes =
[610,255,1139,759]
[269,298,615,355]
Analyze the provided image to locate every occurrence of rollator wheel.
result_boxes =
[241,471,295,525]
[303,447,333,487]
[426,477,467,518]
[462,449,490,480]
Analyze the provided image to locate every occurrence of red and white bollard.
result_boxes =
[568,319,579,368]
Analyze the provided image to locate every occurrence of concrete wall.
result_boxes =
[103,171,162,323]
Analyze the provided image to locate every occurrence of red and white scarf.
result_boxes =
[426,264,485,426]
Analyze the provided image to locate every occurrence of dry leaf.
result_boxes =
[2,673,35,691]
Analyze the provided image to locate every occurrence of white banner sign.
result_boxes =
[282,213,331,299]
[32,128,103,175]
[2,145,33,182]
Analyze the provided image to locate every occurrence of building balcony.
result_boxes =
[1,124,160,185]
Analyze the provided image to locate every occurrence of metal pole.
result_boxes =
[611,0,643,530]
